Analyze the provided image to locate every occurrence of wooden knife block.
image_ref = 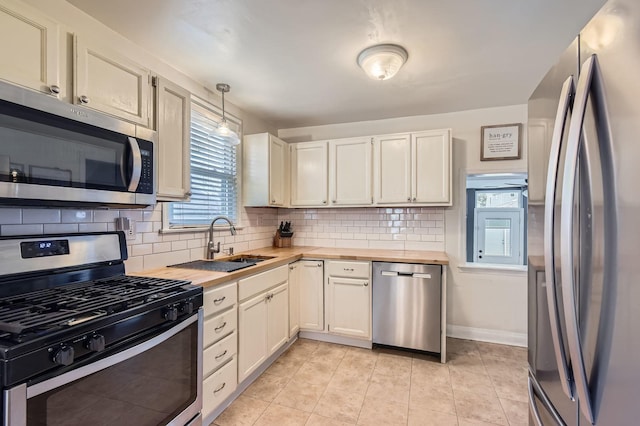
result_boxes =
[273,230,292,248]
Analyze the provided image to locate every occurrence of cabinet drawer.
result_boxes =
[239,265,288,301]
[326,260,370,278]
[202,357,237,419]
[204,282,237,317]
[204,308,237,348]
[203,332,237,378]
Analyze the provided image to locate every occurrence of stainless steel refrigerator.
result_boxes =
[527,0,640,424]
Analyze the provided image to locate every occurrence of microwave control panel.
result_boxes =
[137,139,154,194]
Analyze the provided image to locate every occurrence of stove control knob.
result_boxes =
[181,300,194,315]
[86,334,106,352]
[164,306,178,321]
[53,345,75,366]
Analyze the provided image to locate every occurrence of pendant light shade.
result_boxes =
[357,44,408,81]
[212,83,240,146]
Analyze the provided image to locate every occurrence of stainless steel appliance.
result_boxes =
[0,231,203,425]
[372,262,442,353]
[0,79,155,208]
[527,1,639,424]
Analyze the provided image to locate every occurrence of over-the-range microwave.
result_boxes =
[0,79,155,209]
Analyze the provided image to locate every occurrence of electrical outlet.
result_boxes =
[115,217,136,240]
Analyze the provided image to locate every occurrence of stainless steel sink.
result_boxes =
[168,259,255,273]
[168,255,276,273]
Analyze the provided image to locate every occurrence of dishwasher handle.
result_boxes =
[380,271,432,279]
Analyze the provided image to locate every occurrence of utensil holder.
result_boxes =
[273,230,292,248]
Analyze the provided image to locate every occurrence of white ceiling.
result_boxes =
[66,0,605,129]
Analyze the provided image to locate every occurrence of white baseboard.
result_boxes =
[299,330,372,349]
[446,324,527,347]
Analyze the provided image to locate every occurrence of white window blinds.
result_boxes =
[169,102,239,226]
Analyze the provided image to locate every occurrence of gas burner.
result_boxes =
[0,275,190,339]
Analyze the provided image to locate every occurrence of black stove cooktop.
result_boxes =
[0,275,193,342]
[0,232,204,388]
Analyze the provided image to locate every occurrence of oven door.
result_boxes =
[3,310,203,426]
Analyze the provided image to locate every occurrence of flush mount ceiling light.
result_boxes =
[357,44,409,81]
[212,83,240,146]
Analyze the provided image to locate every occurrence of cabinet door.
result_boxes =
[373,134,412,204]
[0,0,59,95]
[412,130,452,204]
[329,137,372,205]
[269,135,286,206]
[156,77,191,201]
[267,283,289,355]
[299,261,324,331]
[288,263,300,338]
[74,36,151,127]
[238,293,268,382]
[291,141,328,206]
[328,276,371,339]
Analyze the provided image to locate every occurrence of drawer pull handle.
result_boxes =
[215,350,228,360]
[214,322,227,332]
[213,296,226,304]
[214,382,226,394]
[343,268,354,272]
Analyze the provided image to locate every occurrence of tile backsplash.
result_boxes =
[0,205,445,273]
[278,207,445,251]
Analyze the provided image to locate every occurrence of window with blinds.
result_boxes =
[168,102,240,226]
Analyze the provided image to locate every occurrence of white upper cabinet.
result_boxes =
[155,76,191,201]
[243,133,288,207]
[290,141,328,206]
[412,129,452,204]
[74,35,152,127]
[329,137,372,206]
[0,0,59,95]
[269,136,287,206]
[373,134,412,204]
[373,129,452,206]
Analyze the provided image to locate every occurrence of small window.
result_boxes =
[167,100,241,228]
[466,173,527,265]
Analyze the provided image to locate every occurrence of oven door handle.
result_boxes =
[3,310,201,426]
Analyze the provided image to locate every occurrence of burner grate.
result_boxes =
[0,276,190,336]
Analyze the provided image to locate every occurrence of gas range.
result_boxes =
[0,231,203,426]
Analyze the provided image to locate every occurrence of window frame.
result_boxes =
[161,95,243,233]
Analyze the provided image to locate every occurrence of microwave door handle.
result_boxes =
[543,75,575,400]
[560,54,615,426]
[127,137,142,192]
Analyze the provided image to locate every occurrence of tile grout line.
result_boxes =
[477,345,511,426]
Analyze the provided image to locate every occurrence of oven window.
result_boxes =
[26,324,197,426]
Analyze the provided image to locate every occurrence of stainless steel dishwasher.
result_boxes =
[372,262,442,353]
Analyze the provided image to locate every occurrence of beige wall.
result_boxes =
[279,104,528,345]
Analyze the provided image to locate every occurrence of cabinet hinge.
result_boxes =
[370,138,374,144]
[151,76,158,87]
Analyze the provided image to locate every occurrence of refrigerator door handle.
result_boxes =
[561,54,615,425]
[543,75,575,400]
[528,375,567,426]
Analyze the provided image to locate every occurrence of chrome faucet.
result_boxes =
[207,216,237,259]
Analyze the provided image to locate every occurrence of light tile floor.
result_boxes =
[212,338,528,426]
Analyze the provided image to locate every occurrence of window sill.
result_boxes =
[159,225,246,235]
[457,262,527,274]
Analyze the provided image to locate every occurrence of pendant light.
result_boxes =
[357,44,408,81]
[212,83,240,146]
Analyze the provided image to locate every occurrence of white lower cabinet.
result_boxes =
[238,266,289,383]
[288,262,300,337]
[202,357,237,419]
[326,261,371,340]
[298,260,324,331]
[201,281,237,420]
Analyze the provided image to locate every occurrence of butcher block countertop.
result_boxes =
[133,246,449,289]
